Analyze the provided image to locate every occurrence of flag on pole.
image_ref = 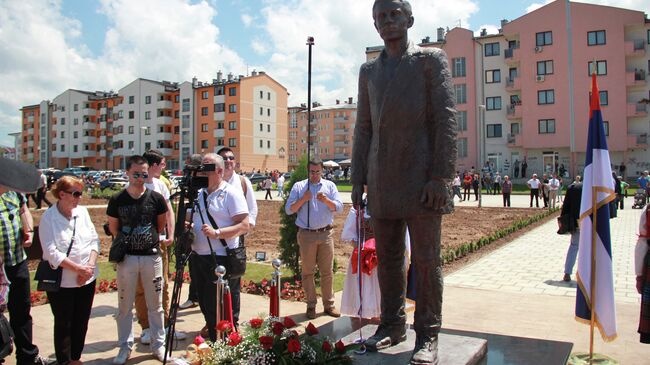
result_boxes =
[575,72,617,341]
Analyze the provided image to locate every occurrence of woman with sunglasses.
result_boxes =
[38,176,99,365]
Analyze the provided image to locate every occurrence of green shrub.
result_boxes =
[277,156,308,277]
[90,186,123,199]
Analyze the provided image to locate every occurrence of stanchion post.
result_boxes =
[271,259,282,317]
[215,265,227,340]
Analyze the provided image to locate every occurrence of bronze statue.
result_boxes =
[351,1,457,364]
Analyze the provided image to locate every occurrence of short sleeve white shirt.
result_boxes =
[528,178,540,189]
[225,173,257,227]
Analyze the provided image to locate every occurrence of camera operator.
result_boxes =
[189,153,249,341]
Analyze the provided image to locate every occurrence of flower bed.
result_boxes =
[241,279,305,302]
[30,278,119,305]
[185,316,353,365]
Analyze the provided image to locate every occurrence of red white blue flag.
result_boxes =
[575,72,617,341]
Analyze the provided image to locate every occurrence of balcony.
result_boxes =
[213,112,225,121]
[625,39,646,57]
[157,116,172,124]
[627,133,648,149]
[334,127,350,135]
[82,121,97,130]
[626,69,647,88]
[100,107,107,115]
[158,148,173,156]
[81,108,95,117]
[80,135,96,144]
[27,115,34,123]
[334,140,350,147]
[505,76,521,91]
[507,133,522,147]
[27,153,34,160]
[27,128,34,134]
[506,104,522,119]
[334,153,349,160]
[157,99,173,109]
[27,140,34,148]
[99,150,107,157]
[504,46,520,64]
[159,132,173,141]
[214,129,225,138]
[80,150,95,158]
[627,103,648,117]
[99,121,107,130]
[100,135,106,143]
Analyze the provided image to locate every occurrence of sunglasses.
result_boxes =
[65,191,83,198]
[132,173,149,179]
[222,156,236,161]
[309,170,322,174]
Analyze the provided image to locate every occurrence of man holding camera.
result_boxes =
[285,158,343,319]
[189,153,249,340]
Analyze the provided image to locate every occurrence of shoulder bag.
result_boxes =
[109,190,151,263]
[34,216,77,292]
[202,191,247,279]
[0,312,13,360]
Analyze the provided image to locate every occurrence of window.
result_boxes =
[201,123,208,132]
[201,140,209,148]
[267,108,270,116]
[259,140,263,148]
[648,29,650,44]
[484,42,500,56]
[129,126,134,134]
[260,107,263,116]
[588,60,607,75]
[486,96,502,110]
[129,111,135,119]
[73,131,78,139]
[61,145,65,152]
[174,142,179,150]
[267,124,270,132]
[229,121,237,130]
[214,86,224,96]
[452,57,466,77]
[73,145,78,152]
[229,104,237,113]
[538,119,556,134]
[202,91,209,100]
[229,88,236,96]
[174,126,179,134]
[145,96,151,104]
[74,104,78,111]
[456,111,467,131]
[73,118,79,126]
[487,124,502,138]
[260,91,264,99]
[537,90,555,105]
[511,122,520,135]
[217,138,224,146]
[60,106,65,111]
[290,118,298,128]
[217,121,225,129]
[175,95,180,102]
[174,110,179,118]
[129,96,135,104]
[267,92,271,100]
[229,138,237,147]
[128,141,134,149]
[61,117,65,125]
[537,60,554,75]
[603,121,609,136]
[267,140,270,148]
[145,111,151,120]
[457,138,468,158]
[118,111,123,119]
[454,84,467,104]
[201,107,208,116]
[182,115,190,128]
[182,98,190,112]
[259,123,263,132]
[536,31,553,46]
[587,30,606,46]
[485,69,501,83]
[599,91,608,106]
[214,103,225,112]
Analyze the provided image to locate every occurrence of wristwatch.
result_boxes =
[215,229,221,238]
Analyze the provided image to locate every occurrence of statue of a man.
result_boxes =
[351,1,457,364]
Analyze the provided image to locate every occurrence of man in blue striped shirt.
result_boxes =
[285,158,343,319]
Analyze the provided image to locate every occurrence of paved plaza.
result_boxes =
[21,194,650,364]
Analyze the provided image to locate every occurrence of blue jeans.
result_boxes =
[564,230,580,275]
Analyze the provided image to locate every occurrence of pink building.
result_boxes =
[366,0,649,179]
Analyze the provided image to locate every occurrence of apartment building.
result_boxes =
[287,99,356,170]
[366,0,649,178]
[20,72,289,173]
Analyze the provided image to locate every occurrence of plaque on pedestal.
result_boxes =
[340,325,487,365]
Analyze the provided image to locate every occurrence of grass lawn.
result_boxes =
[30,261,345,293]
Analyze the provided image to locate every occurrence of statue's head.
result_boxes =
[372,0,414,42]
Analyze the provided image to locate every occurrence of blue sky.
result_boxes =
[1,0,648,149]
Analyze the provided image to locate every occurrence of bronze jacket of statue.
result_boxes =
[352,42,457,219]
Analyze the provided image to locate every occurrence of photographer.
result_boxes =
[189,153,249,341]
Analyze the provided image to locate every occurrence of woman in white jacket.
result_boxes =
[39,176,99,365]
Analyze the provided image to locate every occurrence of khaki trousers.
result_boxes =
[297,229,335,310]
[135,244,169,329]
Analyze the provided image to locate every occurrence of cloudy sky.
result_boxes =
[1,0,648,147]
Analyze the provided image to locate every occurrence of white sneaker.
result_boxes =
[113,347,131,365]
[140,328,151,345]
[179,300,198,309]
[165,327,188,340]
[153,346,167,362]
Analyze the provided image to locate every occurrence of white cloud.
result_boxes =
[526,0,649,14]
[251,39,269,55]
[473,24,501,37]
[241,14,253,27]
[526,0,554,13]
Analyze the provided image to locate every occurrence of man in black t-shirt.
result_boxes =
[107,156,168,364]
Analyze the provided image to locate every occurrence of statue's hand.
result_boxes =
[420,181,448,210]
[352,184,364,208]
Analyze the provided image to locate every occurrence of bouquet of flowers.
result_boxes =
[187,316,354,365]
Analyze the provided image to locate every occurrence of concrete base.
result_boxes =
[341,325,487,365]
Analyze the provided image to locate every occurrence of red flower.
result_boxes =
[335,340,345,353]
[217,320,232,333]
[283,316,297,328]
[272,321,284,335]
[227,332,242,346]
[306,322,319,336]
[259,335,274,350]
[322,341,332,353]
[249,318,263,329]
[261,278,268,287]
[287,338,301,353]
[193,335,205,346]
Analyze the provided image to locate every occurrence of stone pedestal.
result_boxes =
[341,325,487,365]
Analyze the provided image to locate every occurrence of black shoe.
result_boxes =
[365,324,407,352]
[410,335,439,365]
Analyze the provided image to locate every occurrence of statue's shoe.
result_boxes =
[410,335,439,365]
[364,324,407,352]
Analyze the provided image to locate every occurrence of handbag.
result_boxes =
[202,191,247,279]
[0,312,13,360]
[34,217,77,292]
[557,214,574,235]
[108,190,150,263]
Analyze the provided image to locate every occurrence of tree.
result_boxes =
[277,156,308,277]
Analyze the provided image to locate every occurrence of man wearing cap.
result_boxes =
[527,173,541,208]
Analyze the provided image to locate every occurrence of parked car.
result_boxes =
[248,173,266,184]
[99,177,128,190]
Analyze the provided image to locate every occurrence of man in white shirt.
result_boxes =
[451,173,462,201]
[527,173,541,208]
[277,174,285,198]
[548,174,561,209]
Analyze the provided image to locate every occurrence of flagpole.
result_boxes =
[589,186,598,363]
